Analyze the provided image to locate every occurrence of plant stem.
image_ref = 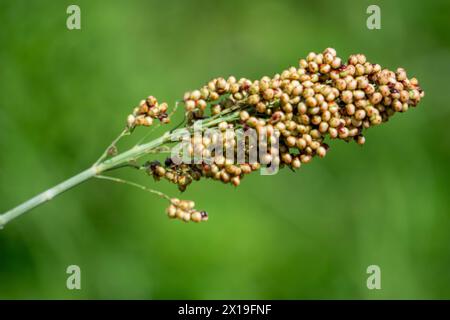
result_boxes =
[0,167,97,229]
[94,128,129,166]
[0,110,240,229]
[0,134,172,229]
[0,130,175,228]
[95,175,171,201]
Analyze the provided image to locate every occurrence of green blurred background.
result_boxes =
[0,0,449,299]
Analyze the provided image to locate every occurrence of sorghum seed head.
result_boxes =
[133,48,423,223]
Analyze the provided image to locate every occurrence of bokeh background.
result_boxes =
[0,0,449,299]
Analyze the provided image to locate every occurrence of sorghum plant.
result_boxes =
[0,48,424,227]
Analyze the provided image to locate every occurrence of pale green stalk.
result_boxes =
[0,110,240,229]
